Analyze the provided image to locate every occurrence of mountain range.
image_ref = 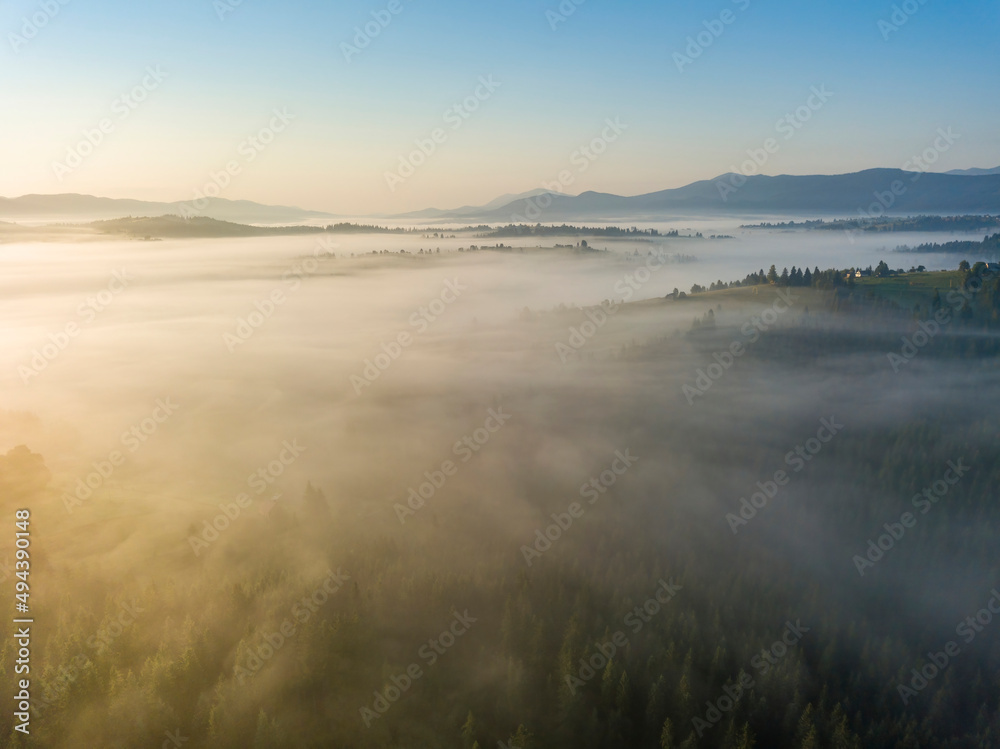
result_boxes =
[0,194,335,224]
[945,166,1000,177]
[3,168,999,224]
[455,168,1000,221]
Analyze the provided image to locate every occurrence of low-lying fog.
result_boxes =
[0,221,988,568]
[1,219,997,747]
[0,224,972,460]
[1,221,983,403]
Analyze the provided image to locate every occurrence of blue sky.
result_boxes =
[1,0,997,214]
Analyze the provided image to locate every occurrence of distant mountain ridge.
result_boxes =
[429,169,1000,221]
[0,193,336,224]
[946,166,1000,177]
[5,168,1000,225]
[388,188,571,219]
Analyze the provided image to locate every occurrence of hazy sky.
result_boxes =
[2,0,997,215]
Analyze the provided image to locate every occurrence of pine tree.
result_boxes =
[800,727,819,749]
[509,724,533,749]
[253,710,281,749]
[462,711,477,748]
[830,706,860,749]
[616,669,631,713]
[796,704,816,746]
[735,723,756,749]
[660,718,674,749]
